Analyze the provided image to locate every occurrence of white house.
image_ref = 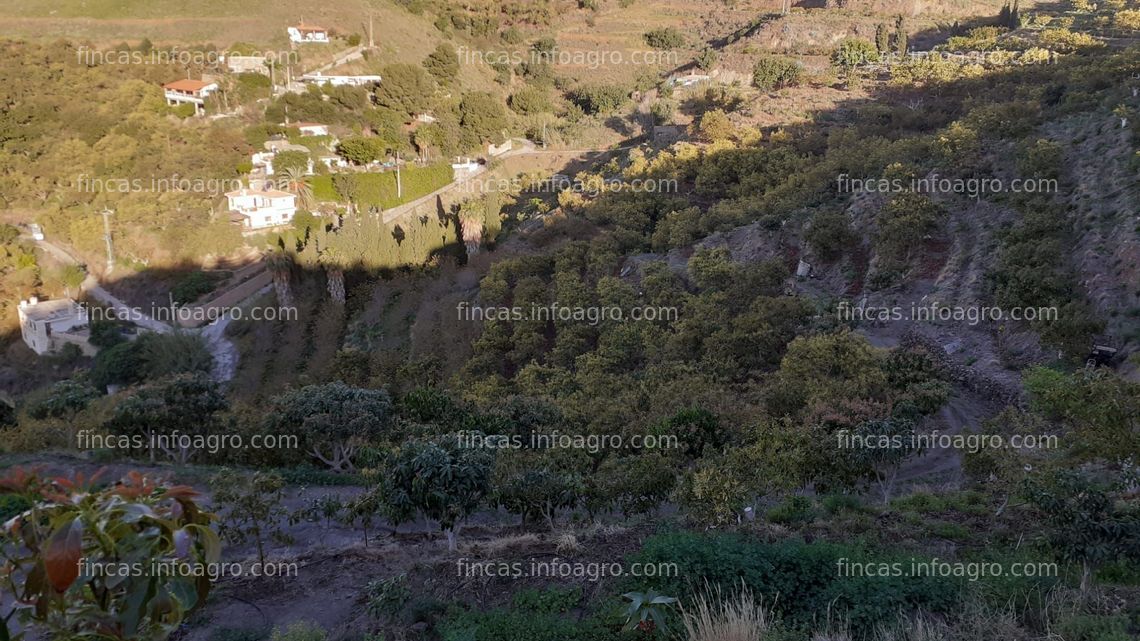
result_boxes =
[162,79,219,114]
[288,23,330,43]
[18,297,94,356]
[226,188,299,230]
[299,73,382,87]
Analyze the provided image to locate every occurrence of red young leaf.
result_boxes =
[43,517,84,593]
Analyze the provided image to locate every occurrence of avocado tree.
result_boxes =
[1023,465,1140,593]
[27,378,100,447]
[210,469,288,568]
[377,434,493,551]
[266,382,393,471]
[0,467,220,641]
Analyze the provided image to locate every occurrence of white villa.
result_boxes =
[162,79,219,114]
[288,23,330,43]
[299,72,382,87]
[226,188,299,230]
[18,298,94,356]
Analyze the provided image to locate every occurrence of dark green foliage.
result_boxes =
[87,318,127,349]
[653,407,728,461]
[630,533,960,637]
[766,495,815,524]
[374,63,436,116]
[1056,615,1131,641]
[438,607,631,641]
[1022,467,1140,588]
[265,382,393,471]
[459,92,509,144]
[170,271,219,304]
[569,84,629,115]
[424,42,460,84]
[752,56,802,91]
[0,494,33,521]
[643,27,685,50]
[511,587,582,614]
[805,209,854,261]
[377,434,494,549]
[27,379,100,420]
[509,86,552,115]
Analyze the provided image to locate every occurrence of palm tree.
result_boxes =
[458,200,485,258]
[318,244,346,305]
[265,247,295,308]
[282,166,315,211]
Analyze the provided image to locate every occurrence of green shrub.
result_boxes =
[512,587,582,614]
[365,574,412,619]
[1056,614,1130,641]
[628,533,960,636]
[752,56,802,91]
[438,608,631,641]
[171,271,220,304]
[270,621,326,641]
[767,495,815,525]
[926,521,971,541]
[570,84,630,115]
[822,494,863,515]
[643,27,685,50]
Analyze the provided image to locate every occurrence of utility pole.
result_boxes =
[395,151,403,199]
[369,12,375,49]
[99,208,115,275]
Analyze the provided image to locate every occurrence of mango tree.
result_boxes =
[266,382,393,472]
[377,434,493,551]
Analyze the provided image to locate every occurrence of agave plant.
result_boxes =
[622,590,678,635]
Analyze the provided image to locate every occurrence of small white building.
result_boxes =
[226,188,299,230]
[288,23,330,44]
[299,73,382,87]
[18,297,94,356]
[162,79,219,114]
[319,155,350,170]
[451,157,481,179]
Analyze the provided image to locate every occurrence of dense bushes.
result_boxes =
[629,533,961,637]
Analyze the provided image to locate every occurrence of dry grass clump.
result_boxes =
[681,584,771,641]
